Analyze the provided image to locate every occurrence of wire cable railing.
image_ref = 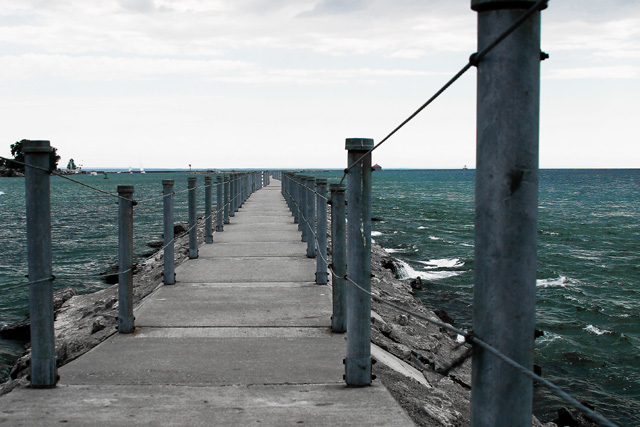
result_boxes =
[338,0,549,186]
[284,173,619,427]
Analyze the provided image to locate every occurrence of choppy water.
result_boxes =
[0,172,194,378]
[1,169,639,425]
[370,169,639,426]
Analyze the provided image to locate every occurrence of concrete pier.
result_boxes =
[1,180,414,426]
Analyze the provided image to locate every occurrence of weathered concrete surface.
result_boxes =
[134,283,331,327]
[1,180,414,426]
[199,241,307,257]
[0,383,411,427]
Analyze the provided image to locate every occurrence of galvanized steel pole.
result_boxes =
[229,175,236,218]
[216,175,224,232]
[23,140,56,387]
[188,177,198,259]
[330,183,347,333]
[223,175,230,224]
[299,176,307,239]
[315,178,328,284]
[117,185,135,333]
[345,137,373,386]
[204,176,213,244]
[471,1,543,425]
[162,179,175,285]
[306,176,317,258]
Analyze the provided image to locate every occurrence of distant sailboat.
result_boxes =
[128,167,133,174]
[140,167,145,174]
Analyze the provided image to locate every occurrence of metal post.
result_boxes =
[345,137,373,386]
[216,175,224,232]
[471,1,543,425]
[188,177,198,259]
[117,184,135,333]
[229,175,236,217]
[204,176,213,244]
[223,175,230,224]
[299,176,308,240]
[330,183,347,333]
[23,140,56,387]
[315,178,328,284]
[163,179,175,285]
[306,176,316,258]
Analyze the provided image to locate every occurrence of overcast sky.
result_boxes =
[1,0,638,169]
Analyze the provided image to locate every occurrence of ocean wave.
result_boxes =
[537,276,571,288]
[584,324,613,336]
[395,259,464,281]
[384,248,402,254]
[428,236,441,241]
[418,258,464,269]
[0,191,4,196]
[371,231,382,237]
[418,226,428,230]
[536,331,563,345]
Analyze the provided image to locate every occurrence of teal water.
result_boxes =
[310,168,639,425]
[1,169,639,425]
[0,172,194,377]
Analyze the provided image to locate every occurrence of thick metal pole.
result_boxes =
[306,176,317,258]
[315,179,328,284]
[204,176,213,244]
[117,184,135,333]
[223,175,230,224]
[329,184,347,333]
[163,179,175,285]
[216,175,224,232]
[345,137,373,386]
[330,183,347,333]
[471,1,543,425]
[299,176,308,240]
[229,175,236,217]
[23,140,56,387]
[188,177,198,259]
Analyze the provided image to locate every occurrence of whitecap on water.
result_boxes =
[395,259,464,281]
[418,258,464,269]
[584,324,613,336]
[418,226,428,230]
[428,236,441,241]
[384,248,401,254]
[536,276,570,288]
[371,231,382,237]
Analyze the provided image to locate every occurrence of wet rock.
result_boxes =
[410,277,423,290]
[555,407,579,426]
[535,328,545,339]
[381,259,397,274]
[147,240,164,249]
[174,223,188,235]
[433,308,455,325]
[0,287,77,341]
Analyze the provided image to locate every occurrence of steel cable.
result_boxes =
[337,0,550,185]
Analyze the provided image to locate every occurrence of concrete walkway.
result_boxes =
[1,181,414,426]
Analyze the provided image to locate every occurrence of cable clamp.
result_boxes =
[469,52,479,67]
[464,330,476,344]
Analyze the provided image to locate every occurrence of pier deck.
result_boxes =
[1,181,414,426]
